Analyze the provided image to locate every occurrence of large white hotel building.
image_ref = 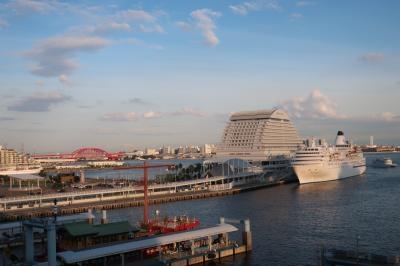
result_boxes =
[216,109,302,162]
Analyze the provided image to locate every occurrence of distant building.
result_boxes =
[200,144,216,155]
[216,109,302,161]
[366,135,377,148]
[144,148,158,156]
[161,146,172,155]
[177,146,185,154]
[0,145,37,167]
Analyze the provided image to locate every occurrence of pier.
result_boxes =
[57,217,252,266]
[0,172,277,222]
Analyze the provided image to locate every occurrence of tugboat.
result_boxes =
[371,158,397,168]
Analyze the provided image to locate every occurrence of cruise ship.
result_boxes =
[292,131,366,184]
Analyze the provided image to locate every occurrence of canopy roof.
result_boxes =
[7,174,44,181]
[62,221,139,238]
[58,223,238,263]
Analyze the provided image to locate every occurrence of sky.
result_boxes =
[0,0,399,153]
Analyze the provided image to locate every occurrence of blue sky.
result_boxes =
[0,0,399,153]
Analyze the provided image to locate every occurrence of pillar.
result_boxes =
[191,240,195,255]
[19,180,22,189]
[120,254,125,266]
[9,177,12,189]
[24,224,34,265]
[242,219,252,251]
[47,223,57,266]
[158,246,162,260]
[101,210,108,224]
[37,178,40,187]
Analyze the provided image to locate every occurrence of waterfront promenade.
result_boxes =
[0,172,270,221]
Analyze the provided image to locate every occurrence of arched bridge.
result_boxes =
[33,147,125,161]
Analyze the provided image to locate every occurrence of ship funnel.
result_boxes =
[335,130,346,145]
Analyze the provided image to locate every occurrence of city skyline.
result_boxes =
[1,0,400,152]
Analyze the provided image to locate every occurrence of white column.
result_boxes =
[24,224,34,265]
[47,223,57,266]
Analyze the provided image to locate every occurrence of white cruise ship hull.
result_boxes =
[293,161,366,184]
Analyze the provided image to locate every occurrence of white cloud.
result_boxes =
[118,10,156,22]
[101,108,207,122]
[58,74,71,86]
[171,108,206,117]
[138,24,165,33]
[280,89,345,119]
[230,0,281,16]
[289,13,303,19]
[0,17,9,28]
[358,53,385,63]
[190,9,221,46]
[372,112,400,122]
[143,111,162,119]
[176,21,192,32]
[229,5,248,15]
[7,91,71,112]
[84,21,131,34]
[101,112,138,122]
[7,0,55,14]
[24,35,111,78]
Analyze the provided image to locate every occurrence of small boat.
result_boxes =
[371,158,397,168]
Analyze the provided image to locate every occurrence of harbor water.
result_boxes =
[100,153,400,265]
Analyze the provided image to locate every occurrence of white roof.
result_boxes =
[0,213,88,231]
[57,223,238,263]
[230,108,290,121]
[7,174,44,180]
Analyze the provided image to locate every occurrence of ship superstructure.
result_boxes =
[292,131,366,184]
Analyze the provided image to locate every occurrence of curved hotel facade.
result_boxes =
[216,109,302,162]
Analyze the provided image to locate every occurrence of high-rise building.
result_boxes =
[216,109,301,161]
[201,144,216,155]
[0,145,37,167]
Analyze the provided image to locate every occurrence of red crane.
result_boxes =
[111,161,175,225]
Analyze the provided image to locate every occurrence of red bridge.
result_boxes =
[33,147,126,161]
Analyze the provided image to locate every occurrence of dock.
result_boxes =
[56,217,252,266]
[0,174,283,222]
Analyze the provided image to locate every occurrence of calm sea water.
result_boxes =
[98,153,400,266]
